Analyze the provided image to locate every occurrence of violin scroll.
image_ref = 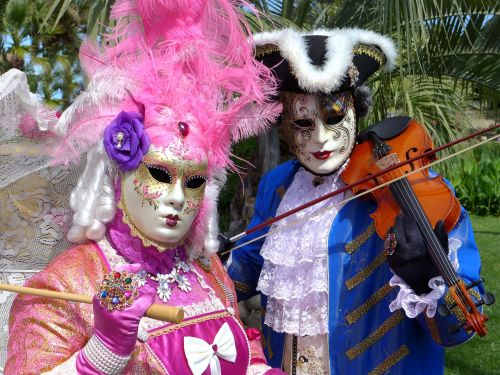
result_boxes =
[438,278,495,337]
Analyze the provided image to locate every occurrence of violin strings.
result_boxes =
[388,166,458,283]
[380,152,458,282]
[392,175,473,309]
[222,133,499,255]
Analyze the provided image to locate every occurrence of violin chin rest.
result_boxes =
[358,116,412,143]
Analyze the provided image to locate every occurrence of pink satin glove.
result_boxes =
[91,289,154,356]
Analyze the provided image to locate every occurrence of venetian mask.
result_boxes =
[281,91,356,175]
[120,144,208,251]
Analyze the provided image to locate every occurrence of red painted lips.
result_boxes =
[311,151,332,160]
[165,214,179,228]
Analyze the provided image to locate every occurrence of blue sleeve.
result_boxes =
[228,177,272,301]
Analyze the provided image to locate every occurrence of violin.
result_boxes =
[342,116,494,336]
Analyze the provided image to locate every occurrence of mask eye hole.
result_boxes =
[325,114,346,126]
[146,165,172,183]
[292,119,314,128]
[185,176,206,189]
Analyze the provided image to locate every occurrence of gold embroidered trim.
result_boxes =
[346,283,393,325]
[195,257,211,271]
[353,44,386,66]
[345,250,386,290]
[276,186,287,199]
[443,281,481,323]
[233,279,252,295]
[345,222,376,254]
[149,311,230,338]
[144,344,170,374]
[368,345,409,375]
[256,44,281,58]
[346,310,405,360]
[425,316,442,345]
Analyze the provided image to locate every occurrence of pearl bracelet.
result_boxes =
[82,335,131,375]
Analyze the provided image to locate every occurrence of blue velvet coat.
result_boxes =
[228,159,482,375]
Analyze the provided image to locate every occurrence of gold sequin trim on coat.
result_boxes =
[233,279,252,295]
[256,44,281,58]
[149,311,230,338]
[346,283,393,325]
[425,316,442,345]
[276,186,287,199]
[345,222,376,254]
[443,281,481,323]
[353,44,386,66]
[368,345,409,375]
[345,250,386,290]
[346,310,405,360]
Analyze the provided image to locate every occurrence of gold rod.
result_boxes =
[0,283,184,323]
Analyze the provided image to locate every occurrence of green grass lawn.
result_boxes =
[445,215,500,375]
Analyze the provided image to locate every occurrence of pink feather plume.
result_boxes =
[55,0,280,172]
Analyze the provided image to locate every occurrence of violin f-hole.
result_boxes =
[405,147,418,172]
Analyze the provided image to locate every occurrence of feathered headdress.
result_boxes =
[49,0,280,254]
[55,0,279,167]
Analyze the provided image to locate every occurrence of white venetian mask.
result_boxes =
[120,144,208,251]
[281,91,356,175]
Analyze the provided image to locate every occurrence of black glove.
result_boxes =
[217,233,232,264]
[386,214,448,294]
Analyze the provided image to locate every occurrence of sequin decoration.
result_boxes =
[319,91,354,118]
[384,232,397,256]
[96,270,139,311]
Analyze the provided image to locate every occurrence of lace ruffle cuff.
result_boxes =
[82,335,131,375]
[389,275,446,318]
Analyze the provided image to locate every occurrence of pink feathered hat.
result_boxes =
[51,0,281,254]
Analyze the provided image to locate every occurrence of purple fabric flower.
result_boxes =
[103,111,151,171]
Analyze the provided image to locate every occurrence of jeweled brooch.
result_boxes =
[96,270,139,311]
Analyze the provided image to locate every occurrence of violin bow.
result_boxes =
[225,123,499,252]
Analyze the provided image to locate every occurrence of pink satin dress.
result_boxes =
[5,241,266,374]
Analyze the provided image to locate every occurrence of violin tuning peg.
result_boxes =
[466,278,484,289]
[438,304,451,316]
[483,292,495,306]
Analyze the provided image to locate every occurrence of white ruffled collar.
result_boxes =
[257,165,346,335]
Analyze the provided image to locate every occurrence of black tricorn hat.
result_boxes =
[254,29,396,95]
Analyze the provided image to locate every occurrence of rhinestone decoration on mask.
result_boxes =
[257,163,348,336]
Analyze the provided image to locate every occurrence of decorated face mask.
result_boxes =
[120,144,208,251]
[281,92,356,175]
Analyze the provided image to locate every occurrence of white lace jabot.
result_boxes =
[257,166,346,336]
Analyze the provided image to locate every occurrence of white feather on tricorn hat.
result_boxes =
[254,28,397,94]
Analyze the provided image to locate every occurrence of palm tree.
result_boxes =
[0,0,85,108]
